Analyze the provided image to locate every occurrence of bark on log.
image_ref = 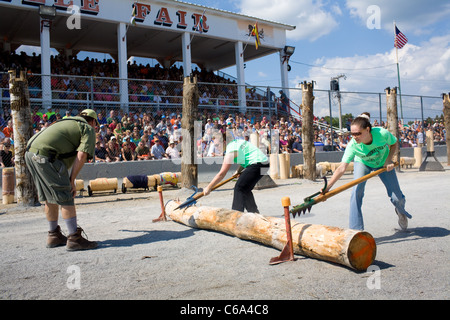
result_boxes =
[166,201,376,271]
[181,75,199,188]
[385,87,401,166]
[443,93,450,165]
[8,70,39,206]
[301,82,316,180]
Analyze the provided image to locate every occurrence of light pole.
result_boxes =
[330,74,346,132]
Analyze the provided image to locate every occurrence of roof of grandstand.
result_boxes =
[0,0,295,71]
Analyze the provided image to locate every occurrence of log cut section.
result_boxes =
[166,201,376,271]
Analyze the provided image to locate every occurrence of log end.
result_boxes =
[347,231,377,271]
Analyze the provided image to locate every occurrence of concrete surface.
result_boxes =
[0,164,449,303]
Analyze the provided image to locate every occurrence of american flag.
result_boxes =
[395,26,408,49]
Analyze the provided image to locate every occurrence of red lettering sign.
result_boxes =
[134,2,151,23]
[53,0,73,9]
[154,7,173,27]
[192,12,209,32]
[80,0,99,15]
[176,10,187,29]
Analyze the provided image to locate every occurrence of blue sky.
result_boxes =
[188,0,450,120]
[19,0,450,120]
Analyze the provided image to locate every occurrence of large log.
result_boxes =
[166,201,376,271]
[301,81,316,180]
[443,93,450,165]
[181,75,199,188]
[8,70,39,206]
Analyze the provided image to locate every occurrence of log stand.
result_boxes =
[153,185,168,222]
[269,197,296,265]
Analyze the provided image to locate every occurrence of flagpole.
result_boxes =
[394,21,404,123]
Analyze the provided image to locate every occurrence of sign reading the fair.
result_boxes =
[0,0,288,47]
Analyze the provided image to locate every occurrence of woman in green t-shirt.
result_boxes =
[204,139,269,213]
[326,112,412,231]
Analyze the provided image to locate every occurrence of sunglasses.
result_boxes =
[351,132,363,136]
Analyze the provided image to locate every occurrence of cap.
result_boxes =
[80,109,99,126]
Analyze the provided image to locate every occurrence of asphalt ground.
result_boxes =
[0,164,449,306]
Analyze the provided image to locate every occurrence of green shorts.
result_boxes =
[25,151,74,206]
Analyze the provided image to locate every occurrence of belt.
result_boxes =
[28,147,51,158]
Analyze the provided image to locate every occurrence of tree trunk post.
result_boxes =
[181,75,199,188]
[443,93,450,165]
[8,70,39,206]
[385,87,401,168]
[301,81,316,180]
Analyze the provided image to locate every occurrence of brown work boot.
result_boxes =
[47,225,67,248]
[66,227,98,251]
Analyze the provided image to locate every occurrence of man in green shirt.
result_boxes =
[204,139,269,213]
[25,109,99,251]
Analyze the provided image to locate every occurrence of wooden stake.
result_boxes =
[181,75,199,188]
[443,93,450,165]
[301,82,316,180]
[385,87,401,166]
[8,70,39,206]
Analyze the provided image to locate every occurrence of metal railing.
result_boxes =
[0,72,444,124]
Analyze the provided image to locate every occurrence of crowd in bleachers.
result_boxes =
[1,51,270,108]
[0,51,447,166]
[0,104,446,167]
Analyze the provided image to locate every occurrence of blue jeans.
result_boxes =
[349,161,412,230]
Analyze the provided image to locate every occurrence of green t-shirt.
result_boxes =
[225,140,268,168]
[341,127,397,168]
[27,117,96,169]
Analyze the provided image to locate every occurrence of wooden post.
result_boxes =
[443,93,450,165]
[301,82,316,180]
[8,70,39,206]
[166,201,376,271]
[385,87,401,166]
[181,75,199,188]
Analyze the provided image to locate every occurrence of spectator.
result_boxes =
[106,138,120,162]
[113,122,123,138]
[206,135,222,157]
[121,141,136,161]
[151,137,169,159]
[0,138,14,167]
[292,136,302,153]
[2,120,13,138]
[135,140,150,160]
[336,134,348,151]
[94,141,107,162]
[166,140,180,159]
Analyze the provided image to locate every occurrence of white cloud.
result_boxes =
[346,0,450,35]
[258,71,268,77]
[237,0,340,41]
[298,35,450,119]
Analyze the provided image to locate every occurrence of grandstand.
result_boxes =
[0,0,295,114]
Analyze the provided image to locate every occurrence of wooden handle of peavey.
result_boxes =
[193,173,240,201]
[314,162,399,204]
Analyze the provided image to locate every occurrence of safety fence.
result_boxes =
[0,71,444,124]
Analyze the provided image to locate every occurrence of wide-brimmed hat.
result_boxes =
[80,109,99,126]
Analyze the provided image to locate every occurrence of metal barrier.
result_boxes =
[0,71,444,123]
